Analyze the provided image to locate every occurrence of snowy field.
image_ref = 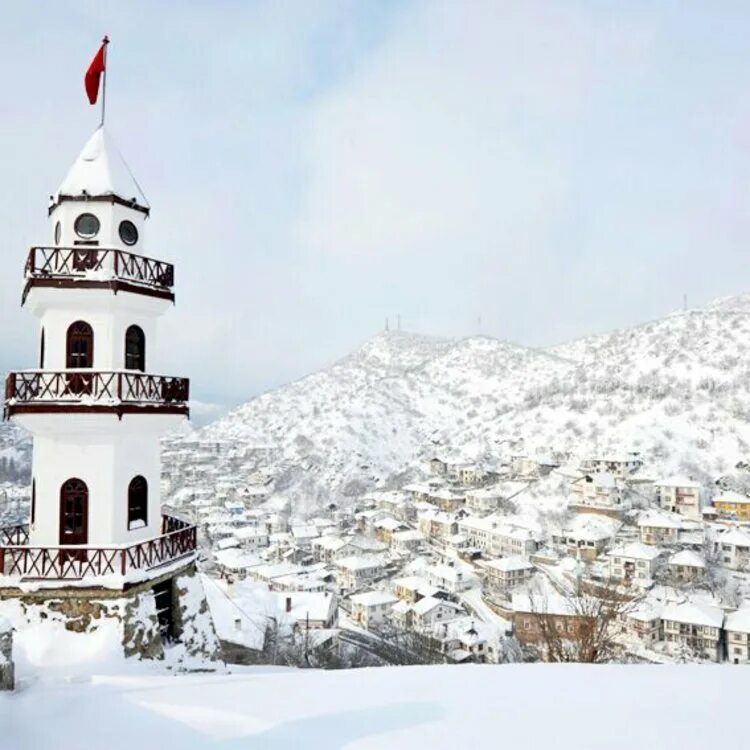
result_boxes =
[0,663,742,749]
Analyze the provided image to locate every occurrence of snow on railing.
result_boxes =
[23,246,174,303]
[0,515,196,581]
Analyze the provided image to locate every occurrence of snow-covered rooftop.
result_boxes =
[350,591,399,607]
[661,602,724,629]
[725,605,750,634]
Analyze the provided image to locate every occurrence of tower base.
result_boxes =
[0,563,222,673]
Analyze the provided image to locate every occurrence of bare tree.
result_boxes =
[525,576,637,663]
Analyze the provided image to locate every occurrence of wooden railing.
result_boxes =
[23,246,174,303]
[5,371,189,412]
[0,515,196,581]
[0,524,29,546]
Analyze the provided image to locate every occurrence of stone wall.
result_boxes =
[0,620,13,691]
[0,563,222,670]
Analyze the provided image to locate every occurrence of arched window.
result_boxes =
[128,475,148,530]
[124,325,146,371]
[39,327,45,369]
[59,478,88,545]
[31,479,36,526]
[66,321,94,368]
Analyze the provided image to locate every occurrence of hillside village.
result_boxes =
[159,436,750,666]
[4,298,750,667]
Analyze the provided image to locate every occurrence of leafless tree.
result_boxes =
[525,576,637,663]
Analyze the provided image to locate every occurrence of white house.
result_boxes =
[418,509,460,539]
[551,515,621,561]
[580,454,642,479]
[392,575,436,604]
[606,543,661,584]
[235,525,270,552]
[662,602,724,662]
[350,591,399,630]
[390,529,425,553]
[624,603,662,646]
[637,510,682,546]
[465,481,527,513]
[335,555,386,592]
[712,527,750,571]
[483,557,535,593]
[569,472,627,510]
[411,596,464,631]
[311,535,350,563]
[725,605,750,664]
[667,550,706,584]
[654,477,702,519]
[425,562,479,594]
[458,516,541,559]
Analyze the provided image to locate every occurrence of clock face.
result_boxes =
[74,213,100,239]
[119,219,139,246]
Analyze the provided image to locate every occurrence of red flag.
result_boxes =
[85,37,109,105]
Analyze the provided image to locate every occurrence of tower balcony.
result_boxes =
[23,245,175,304]
[4,370,189,418]
[0,514,197,585]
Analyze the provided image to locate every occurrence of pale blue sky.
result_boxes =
[1,1,750,420]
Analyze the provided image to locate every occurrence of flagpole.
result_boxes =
[100,36,109,127]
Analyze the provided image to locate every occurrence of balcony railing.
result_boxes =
[23,246,175,303]
[0,514,196,582]
[4,371,189,417]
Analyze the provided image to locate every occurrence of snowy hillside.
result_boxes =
[173,294,750,509]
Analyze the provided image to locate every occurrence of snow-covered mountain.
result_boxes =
[176,295,750,509]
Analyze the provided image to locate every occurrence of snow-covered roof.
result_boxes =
[336,555,385,571]
[276,591,335,623]
[714,491,750,505]
[350,591,399,607]
[607,543,661,561]
[235,526,268,540]
[558,513,621,541]
[627,603,663,623]
[484,556,534,573]
[655,476,701,489]
[55,127,149,208]
[661,602,724,628]
[668,550,705,568]
[214,548,262,571]
[714,526,750,547]
[637,510,682,529]
[725,606,750,634]
[392,575,430,591]
[426,562,477,583]
[412,596,461,616]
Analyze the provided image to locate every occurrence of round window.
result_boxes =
[74,213,100,239]
[54,221,61,245]
[118,220,139,246]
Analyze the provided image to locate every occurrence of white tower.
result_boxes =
[1,127,201,602]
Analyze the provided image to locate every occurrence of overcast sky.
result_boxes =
[2,1,750,420]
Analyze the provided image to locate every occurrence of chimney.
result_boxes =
[285,596,292,613]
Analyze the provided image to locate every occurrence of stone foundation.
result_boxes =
[0,621,13,690]
[0,563,221,670]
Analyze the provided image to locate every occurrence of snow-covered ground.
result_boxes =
[0,663,744,749]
